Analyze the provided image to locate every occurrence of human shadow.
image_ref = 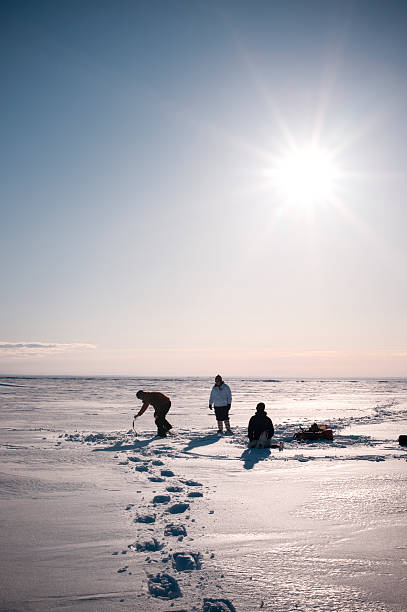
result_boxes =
[240,447,271,470]
[182,433,222,454]
[92,436,157,452]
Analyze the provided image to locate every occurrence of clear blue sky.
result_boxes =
[1,0,406,376]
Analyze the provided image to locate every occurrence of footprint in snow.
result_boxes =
[149,476,165,482]
[203,598,236,612]
[164,523,187,537]
[152,448,172,456]
[166,485,183,493]
[167,503,189,514]
[161,469,175,477]
[172,552,202,571]
[152,494,171,504]
[148,573,182,599]
[152,459,164,466]
[135,464,149,472]
[134,514,156,523]
[187,491,203,498]
[129,537,163,552]
[182,479,202,487]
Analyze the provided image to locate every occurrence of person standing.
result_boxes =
[135,390,172,437]
[248,402,274,448]
[209,374,232,434]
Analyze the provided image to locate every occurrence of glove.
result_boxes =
[209,405,213,410]
[227,404,231,409]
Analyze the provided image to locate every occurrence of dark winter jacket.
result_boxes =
[248,412,274,441]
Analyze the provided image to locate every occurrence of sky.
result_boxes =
[1,0,406,377]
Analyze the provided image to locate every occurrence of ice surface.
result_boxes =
[1,376,407,611]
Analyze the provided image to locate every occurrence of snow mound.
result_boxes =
[83,433,106,442]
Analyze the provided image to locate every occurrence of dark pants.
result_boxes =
[214,405,230,421]
[154,401,172,436]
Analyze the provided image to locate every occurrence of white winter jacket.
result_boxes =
[209,383,232,407]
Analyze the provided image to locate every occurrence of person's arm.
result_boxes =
[226,384,232,407]
[268,419,274,438]
[248,416,254,441]
[136,401,149,418]
[209,387,214,409]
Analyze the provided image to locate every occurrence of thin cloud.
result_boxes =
[0,342,96,358]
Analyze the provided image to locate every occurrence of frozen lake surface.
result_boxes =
[1,377,406,611]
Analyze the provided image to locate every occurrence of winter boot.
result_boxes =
[217,421,223,435]
[224,419,232,434]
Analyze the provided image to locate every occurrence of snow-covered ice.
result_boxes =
[1,376,406,610]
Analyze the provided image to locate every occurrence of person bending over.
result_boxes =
[209,374,232,434]
[248,402,274,448]
[135,390,172,437]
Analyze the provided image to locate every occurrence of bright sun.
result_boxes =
[271,146,339,205]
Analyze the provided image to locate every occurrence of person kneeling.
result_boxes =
[248,403,274,448]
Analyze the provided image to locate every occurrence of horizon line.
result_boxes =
[1,373,406,380]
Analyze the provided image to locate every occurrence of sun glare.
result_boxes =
[271,146,339,205]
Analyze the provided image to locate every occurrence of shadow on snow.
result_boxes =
[240,447,271,470]
[92,436,158,452]
[182,433,222,454]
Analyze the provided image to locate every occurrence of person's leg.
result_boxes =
[154,407,167,436]
[215,406,231,432]
[162,403,172,431]
[259,431,270,447]
[224,406,232,432]
[214,407,225,433]
[248,439,257,448]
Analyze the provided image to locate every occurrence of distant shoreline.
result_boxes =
[1,374,407,381]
